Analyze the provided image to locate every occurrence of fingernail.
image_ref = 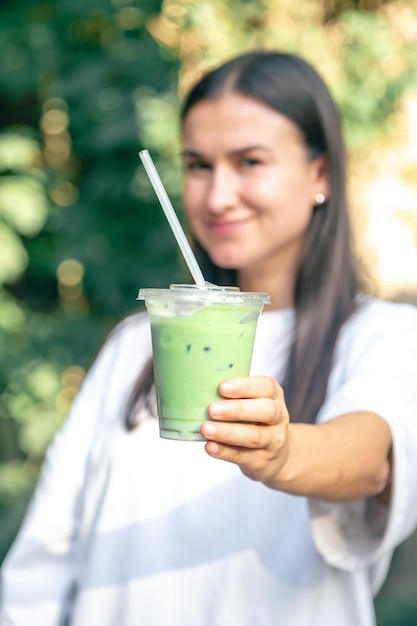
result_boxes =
[206,442,220,456]
[210,402,224,416]
[204,422,217,436]
[220,382,235,394]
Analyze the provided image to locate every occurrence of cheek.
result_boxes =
[252,171,313,212]
[183,180,202,217]
[244,169,299,203]
[182,188,205,240]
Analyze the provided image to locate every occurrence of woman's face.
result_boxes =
[181,93,329,281]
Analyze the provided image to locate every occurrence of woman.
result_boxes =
[1,50,417,626]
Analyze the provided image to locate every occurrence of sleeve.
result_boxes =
[308,300,417,592]
[0,321,132,626]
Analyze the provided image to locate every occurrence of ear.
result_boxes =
[311,155,330,203]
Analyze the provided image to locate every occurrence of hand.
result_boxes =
[200,376,291,486]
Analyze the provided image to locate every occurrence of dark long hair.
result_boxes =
[125,50,361,429]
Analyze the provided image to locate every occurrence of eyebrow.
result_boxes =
[182,145,272,158]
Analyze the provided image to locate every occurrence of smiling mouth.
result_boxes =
[206,218,251,236]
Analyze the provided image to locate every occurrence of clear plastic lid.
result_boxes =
[138,283,271,305]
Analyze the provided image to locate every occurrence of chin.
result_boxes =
[208,252,242,270]
[205,244,247,270]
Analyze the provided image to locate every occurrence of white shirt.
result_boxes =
[1,297,417,626]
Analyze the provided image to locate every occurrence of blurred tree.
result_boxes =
[0,0,184,560]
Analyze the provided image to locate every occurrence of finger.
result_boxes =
[204,440,250,465]
[208,397,280,425]
[201,419,282,450]
[218,376,283,401]
[204,440,276,481]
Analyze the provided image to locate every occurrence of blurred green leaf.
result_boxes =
[0,176,48,236]
[0,222,29,283]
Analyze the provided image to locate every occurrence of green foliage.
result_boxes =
[333,10,417,152]
[0,0,185,562]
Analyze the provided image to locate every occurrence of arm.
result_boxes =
[0,323,129,625]
[201,376,392,501]
[201,300,417,578]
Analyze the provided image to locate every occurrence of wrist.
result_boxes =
[263,424,303,492]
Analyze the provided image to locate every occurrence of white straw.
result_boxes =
[138,150,206,287]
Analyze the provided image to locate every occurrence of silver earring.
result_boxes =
[315,192,326,205]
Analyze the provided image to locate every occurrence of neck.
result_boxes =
[238,265,296,311]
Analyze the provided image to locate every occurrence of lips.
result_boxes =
[206,217,251,236]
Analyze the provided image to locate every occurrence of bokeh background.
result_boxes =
[1,0,417,622]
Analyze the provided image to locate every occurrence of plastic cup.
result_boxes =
[138,284,270,441]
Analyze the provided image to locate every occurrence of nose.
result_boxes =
[205,165,238,215]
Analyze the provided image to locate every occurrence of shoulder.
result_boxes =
[340,296,417,347]
[319,296,417,426]
[354,295,417,323]
[106,309,151,353]
[80,310,152,394]
[329,296,417,388]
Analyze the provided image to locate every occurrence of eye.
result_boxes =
[239,157,262,168]
[184,159,211,172]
